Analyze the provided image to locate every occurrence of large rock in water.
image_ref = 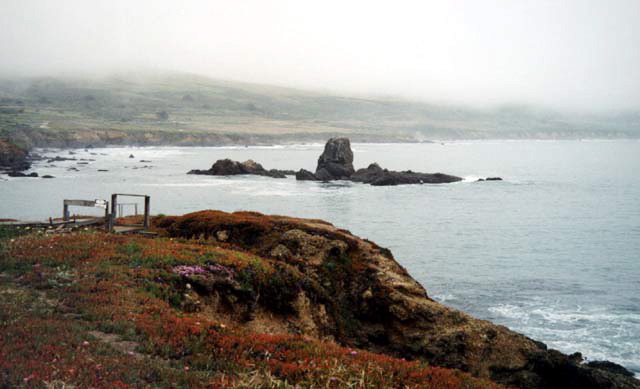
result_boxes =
[351,163,463,185]
[0,139,30,173]
[295,168,318,181]
[297,138,466,185]
[188,159,293,178]
[315,137,355,180]
[155,210,640,389]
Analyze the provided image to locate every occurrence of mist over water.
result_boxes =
[2,140,639,373]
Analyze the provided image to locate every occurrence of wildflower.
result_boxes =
[220,323,226,328]
[349,350,358,356]
[184,366,190,371]
[82,341,90,346]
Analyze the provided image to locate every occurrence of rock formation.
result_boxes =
[188,158,294,178]
[295,168,318,181]
[154,210,639,389]
[7,172,38,177]
[187,138,500,186]
[351,163,463,185]
[306,138,466,185]
[0,139,30,173]
[315,137,355,180]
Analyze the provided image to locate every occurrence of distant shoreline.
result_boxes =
[5,127,639,151]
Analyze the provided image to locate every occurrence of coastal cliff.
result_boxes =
[154,211,639,388]
[0,212,637,388]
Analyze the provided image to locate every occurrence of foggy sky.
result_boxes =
[1,0,639,111]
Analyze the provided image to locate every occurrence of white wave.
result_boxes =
[488,302,640,375]
[432,293,458,303]
[488,304,532,321]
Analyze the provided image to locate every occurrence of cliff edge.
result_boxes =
[153,211,638,389]
[1,211,637,388]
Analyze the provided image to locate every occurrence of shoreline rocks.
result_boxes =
[351,162,463,185]
[0,139,31,173]
[7,171,38,178]
[188,158,295,179]
[187,137,501,186]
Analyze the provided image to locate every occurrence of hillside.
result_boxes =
[0,73,638,148]
[1,211,637,388]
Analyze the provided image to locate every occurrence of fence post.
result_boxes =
[109,194,117,232]
[144,196,150,228]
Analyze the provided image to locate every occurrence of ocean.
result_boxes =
[2,140,639,374]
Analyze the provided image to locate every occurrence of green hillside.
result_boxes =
[0,72,638,145]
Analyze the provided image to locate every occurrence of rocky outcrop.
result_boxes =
[188,159,294,178]
[153,210,639,389]
[351,163,463,185]
[7,172,37,177]
[315,137,355,180]
[295,168,318,181]
[0,139,30,173]
[187,138,498,185]
[305,139,465,185]
[295,138,483,185]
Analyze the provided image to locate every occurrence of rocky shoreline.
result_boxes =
[2,126,421,150]
[0,138,31,174]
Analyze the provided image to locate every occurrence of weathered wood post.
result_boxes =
[144,195,150,228]
[109,194,118,232]
[104,202,109,229]
[63,203,70,221]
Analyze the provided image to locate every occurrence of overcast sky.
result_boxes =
[1,0,639,111]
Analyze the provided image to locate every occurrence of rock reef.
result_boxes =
[190,137,493,186]
[351,162,463,186]
[295,137,464,185]
[187,158,294,178]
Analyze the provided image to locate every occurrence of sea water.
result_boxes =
[1,140,639,374]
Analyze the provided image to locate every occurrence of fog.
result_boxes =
[1,0,639,111]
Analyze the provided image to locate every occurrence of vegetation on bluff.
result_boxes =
[2,211,636,388]
[0,225,501,388]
